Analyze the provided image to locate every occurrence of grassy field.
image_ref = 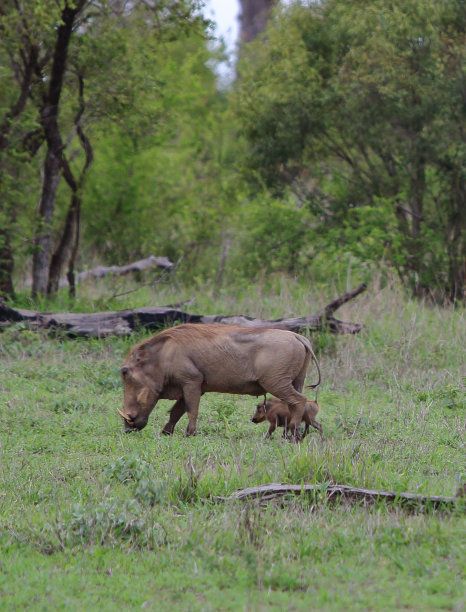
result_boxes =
[0,277,464,610]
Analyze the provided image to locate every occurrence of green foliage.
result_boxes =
[416,384,466,411]
[235,0,465,299]
[229,193,313,279]
[1,0,464,302]
[61,499,148,546]
[80,30,240,282]
[0,0,217,289]
[106,454,167,506]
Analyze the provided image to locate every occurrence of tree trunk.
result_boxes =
[410,157,425,239]
[0,227,14,299]
[32,147,62,296]
[67,210,81,299]
[408,152,426,297]
[239,0,276,43]
[31,3,84,297]
[0,44,40,300]
[447,166,465,302]
[47,191,80,296]
[216,230,232,289]
[47,72,93,297]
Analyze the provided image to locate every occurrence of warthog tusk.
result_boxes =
[117,408,131,420]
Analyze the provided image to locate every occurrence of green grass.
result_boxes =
[1,277,465,610]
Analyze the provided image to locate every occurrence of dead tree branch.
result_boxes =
[216,483,461,511]
[0,284,366,338]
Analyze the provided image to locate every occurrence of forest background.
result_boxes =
[0,0,464,305]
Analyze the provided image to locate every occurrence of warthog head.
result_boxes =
[118,361,159,432]
[251,400,267,424]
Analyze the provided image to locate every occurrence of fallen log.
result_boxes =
[74,255,174,282]
[23,255,175,288]
[216,483,461,510]
[0,283,366,338]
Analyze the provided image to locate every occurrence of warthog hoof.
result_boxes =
[286,431,303,443]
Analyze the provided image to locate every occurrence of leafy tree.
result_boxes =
[81,33,240,283]
[0,0,208,298]
[0,2,50,297]
[235,0,465,299]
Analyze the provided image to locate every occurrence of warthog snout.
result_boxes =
[119,409,148,432]
[251,405,266,424]
[125,421,147,433]
[132,417,148,429]
[124,418,148,432]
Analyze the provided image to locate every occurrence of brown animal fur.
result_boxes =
[251,397,323,438]
[119,323,321,438]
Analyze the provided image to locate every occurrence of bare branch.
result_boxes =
[216,483,460,510]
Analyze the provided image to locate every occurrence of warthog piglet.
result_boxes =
[251,397,323,438]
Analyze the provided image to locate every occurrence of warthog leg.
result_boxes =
[311,419,325,440]
[261,379,308,441]
[183,379,203,436]
[161,398,186,435]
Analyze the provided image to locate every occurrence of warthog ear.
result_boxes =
[133,348,146,363]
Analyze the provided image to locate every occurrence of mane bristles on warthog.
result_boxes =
[119,323,321,440]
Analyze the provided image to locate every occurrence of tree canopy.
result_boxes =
[0,0,464,302]
[235,0,465,299]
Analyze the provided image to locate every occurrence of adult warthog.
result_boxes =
[118,323,320,438]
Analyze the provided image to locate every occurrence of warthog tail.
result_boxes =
[296,334,321,389]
